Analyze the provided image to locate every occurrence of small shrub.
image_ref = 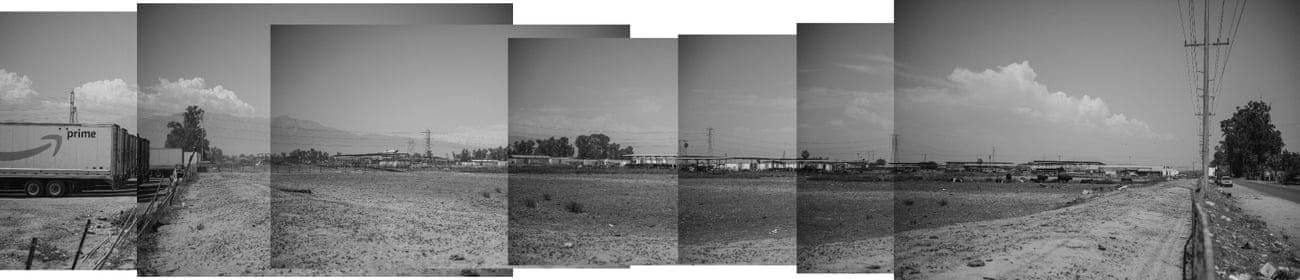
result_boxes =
[479,191,491,198]
[449,254,466,261]
[542,193,552,201]
[564,201,585,213]
[523,198,537,208]
[938,199,948,207]
[903,199,915,206]
[495,187,502,193]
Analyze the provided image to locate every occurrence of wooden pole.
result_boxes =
[71,219,91,269]
[25,237,37,270]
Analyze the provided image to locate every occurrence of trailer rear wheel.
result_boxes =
[23,180,43,197]
[46,181,68,197]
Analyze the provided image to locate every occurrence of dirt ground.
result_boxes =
[137,171,270,276]
[895,179,1193,279]
[678,176,795,265]
[0,189,136,270]
[1221,181,1300,249]
[1204,182,1300,279]
[895,181,1121,232]
[508,173,677,267]
[269,171,509,276]
[796,179,892,273]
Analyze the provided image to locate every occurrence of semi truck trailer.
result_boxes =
[149,148,184,178]
[0,122,149,197]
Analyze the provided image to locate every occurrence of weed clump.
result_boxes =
[564,201,586,213]
[542,193,552,201]
[480,191,491,198]
[903,199,915,206]
[523,198,537,208]
[939,199,949,207]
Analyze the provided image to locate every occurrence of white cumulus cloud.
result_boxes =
[904,61,1173,140]
[0,69,38,103]
[142,77,255,117]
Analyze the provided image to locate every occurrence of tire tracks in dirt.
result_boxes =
[897,180,1193,280]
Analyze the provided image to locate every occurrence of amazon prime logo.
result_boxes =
[0,134,63,161]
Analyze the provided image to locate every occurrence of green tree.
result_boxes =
[800,150,810,160]
[165,106,209,165]
[1218,100,1285,178]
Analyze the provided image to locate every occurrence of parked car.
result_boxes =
[1218,176,1232,187]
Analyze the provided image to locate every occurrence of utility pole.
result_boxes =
[68,90,77,123]
[407,139,415,156]
[991,146,996,162]
[1184,0,1229,193]
[706,127,713,156]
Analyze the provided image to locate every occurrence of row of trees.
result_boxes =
[1212,100,1300,181]
[456,146,509,161]
[510,133,635,159]
[510,137,575,158]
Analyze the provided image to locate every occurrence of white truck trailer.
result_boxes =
[0,122,149,197]
[149,148,184,178]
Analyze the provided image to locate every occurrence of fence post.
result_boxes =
[71,219,91,269]
[25,237,37,270]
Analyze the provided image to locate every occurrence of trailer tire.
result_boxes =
[46,181,68,197]
[23,180,43,197]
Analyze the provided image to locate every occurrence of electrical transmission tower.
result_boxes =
[706,127,713,156]
[423,129,433,158]
[68,90,77,123]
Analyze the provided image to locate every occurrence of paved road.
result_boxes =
[1234,179,1300,205]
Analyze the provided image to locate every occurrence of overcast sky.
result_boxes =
[272,25,627,152]
[136,4,511,155]
[509,38,678,155]
[897,0,1300,168]
[798,24,894,161]
[679,35,795,158]
[0,13,136,131]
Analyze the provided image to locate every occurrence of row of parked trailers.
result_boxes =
[0,122,160,197]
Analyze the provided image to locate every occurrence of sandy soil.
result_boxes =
[1203,182,1300,279]
[0,189,136,270]
[508,173,677,267]
[679,176,795,265]
[796,179,892,273]
[269,171,508,276]
[137,171,270,276]
[1221,182,1300,249]
[895,180,1192,280]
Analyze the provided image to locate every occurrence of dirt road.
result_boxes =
[137,171,270,276]
[896,180,1193,279]
[0,190,136,270]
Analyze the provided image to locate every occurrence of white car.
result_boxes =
[1218,176,1232,187]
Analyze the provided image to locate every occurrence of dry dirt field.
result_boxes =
[137,171,270,276]
[895,181,1132,232]
[0,189,136,270]
[895,179,1192,279]
[796,178,892,273]
[269,171,509,276]
[508,173,677,266]
[678,176,795,265]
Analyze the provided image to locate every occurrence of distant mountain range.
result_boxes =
[139,111,269,156]
[269,115,482,156]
